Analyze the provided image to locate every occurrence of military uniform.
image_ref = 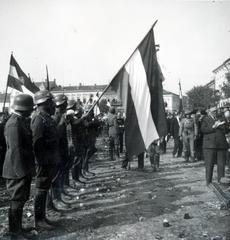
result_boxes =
[83,113,100,174]
[117,115,125,153]
[179,114,197,161]
[3,94,35,236]
[0,115,7,177]
[107,111,119,161]
[52,109,69,200]
[31,109,60,228]
[71,116,87,182]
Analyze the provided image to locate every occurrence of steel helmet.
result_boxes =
[53,94,68,107]
[109,107,115,114]
[13,94,34,111]
[34,90,53,105]
[67,99,76,110]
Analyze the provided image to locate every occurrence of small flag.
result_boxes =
[110,28,167,157]
[7,54,39,93]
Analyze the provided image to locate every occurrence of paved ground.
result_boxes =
[0,138,230,240]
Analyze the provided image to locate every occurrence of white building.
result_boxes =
[213,58,230,91]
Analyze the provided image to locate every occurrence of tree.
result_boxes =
[186,85,220,109]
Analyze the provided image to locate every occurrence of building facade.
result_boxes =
[213,58,230,91]
[0,81,181,113]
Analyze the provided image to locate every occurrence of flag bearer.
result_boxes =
[3,94,35,238]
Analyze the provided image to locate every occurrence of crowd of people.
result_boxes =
[166,108,230,186]
[0,90,107,239]
[0,89,230,239]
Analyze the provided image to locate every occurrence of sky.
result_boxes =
[0,0,230,95]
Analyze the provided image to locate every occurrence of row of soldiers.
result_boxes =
[1,90,102,239]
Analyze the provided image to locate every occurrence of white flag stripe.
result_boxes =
[9,65,20,80]
[125,50,159,148]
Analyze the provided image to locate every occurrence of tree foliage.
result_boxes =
[186,85,219,109]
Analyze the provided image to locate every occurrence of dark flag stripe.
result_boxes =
[7,75,23,92]
[124,71,145,157]
[138,29,167,137]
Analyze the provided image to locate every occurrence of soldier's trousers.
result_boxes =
[149,144,160,169]
[118,133,124,153]
[35,165,58,218]
[138,152,145,169]
[173,137,183,157]
[182,134,195,159]
[109,136,119,161]
[6,175,32,209]
[203,149,226,184]
[6,175,32,233]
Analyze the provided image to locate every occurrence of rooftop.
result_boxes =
[213,58,230,73]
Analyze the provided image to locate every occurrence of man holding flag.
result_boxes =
[88,20,167,168]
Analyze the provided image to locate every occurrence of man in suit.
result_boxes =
[171,112,183,158]
[201,108,228,185]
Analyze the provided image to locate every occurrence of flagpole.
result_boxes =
[85,19,158,116]
[178,79,183,113]
[2,52,14,112]
[46,65,50,91]
[2,83,8,113]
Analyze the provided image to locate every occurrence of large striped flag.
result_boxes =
[7,54,39,94]
[110,27,167,157]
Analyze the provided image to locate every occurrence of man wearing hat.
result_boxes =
[3,94,35,238]
[179,110,198,162]
[31,90,60,229]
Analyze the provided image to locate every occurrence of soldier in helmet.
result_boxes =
[70,105,88,184]
[51,94,76,207]
[3,94,35,238]
[107,107,119,161]
[31,90,60,229]
[179,111,198,162]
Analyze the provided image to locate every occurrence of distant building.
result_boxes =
[0,81,181,113]
[163,89,181,112]
[205,79,215,91]
[35,79,58,91]
[213,58,230,91]
[51,83,117,102]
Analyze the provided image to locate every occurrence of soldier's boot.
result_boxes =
[155,153,160,170]
[184,151,189,162]
[115,146,120,160]
[8,208,32,240]
[34,191,54,230]
[138,153,144,170]
[109,148,114,161]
